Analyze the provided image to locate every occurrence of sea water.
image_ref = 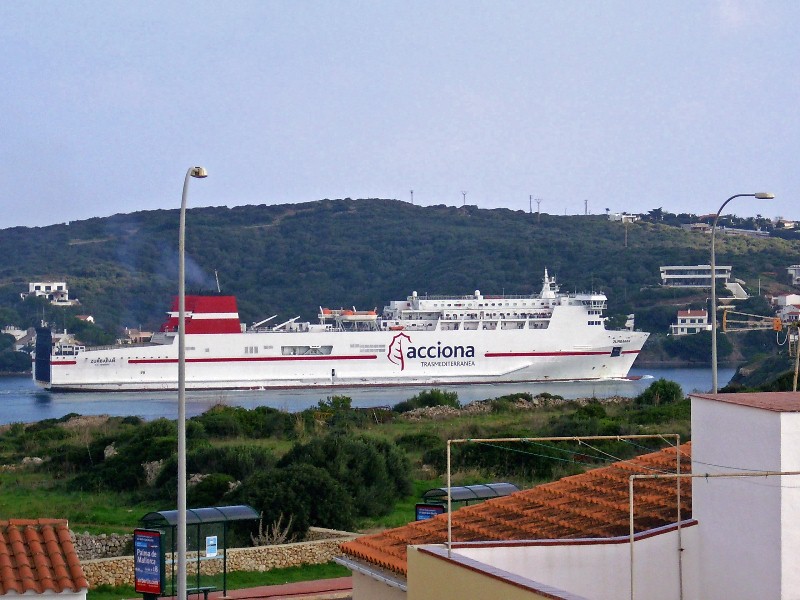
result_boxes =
[0,367,734,426]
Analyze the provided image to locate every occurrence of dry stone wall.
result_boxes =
[72,532,131,560]
[80,528,357,588]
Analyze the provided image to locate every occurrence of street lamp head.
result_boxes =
[189,167,208,179]
[754,192,774,200]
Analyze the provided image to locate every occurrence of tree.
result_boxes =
[233,464,354,539]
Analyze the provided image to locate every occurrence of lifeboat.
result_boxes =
[340,308,378,322]
[319,308,344,320]
[389,325,405,331]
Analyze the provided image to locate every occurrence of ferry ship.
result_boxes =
[33,271,648,392]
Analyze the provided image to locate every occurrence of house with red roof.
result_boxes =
[0,519,88,599]
[669,309,710,335]
[338,391,800,600]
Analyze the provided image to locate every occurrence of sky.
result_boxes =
[1,1,798,228]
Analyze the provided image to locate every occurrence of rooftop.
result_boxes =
[0,519,88,595]
[341,443,690,577]
[691,391,800,413]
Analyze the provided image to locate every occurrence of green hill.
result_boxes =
[0,199,797,342]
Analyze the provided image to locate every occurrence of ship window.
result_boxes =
[281,345,333,356]
[611,346,622,357]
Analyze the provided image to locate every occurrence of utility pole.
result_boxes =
[410,190,414,205]
[536,198,542,223]
[584,199,588,215]
[461,191,467,206]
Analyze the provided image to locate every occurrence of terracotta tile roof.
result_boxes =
[0,519,88,595]
[341,443,691,576]
[692,392,800,412]
[677,310,707,317]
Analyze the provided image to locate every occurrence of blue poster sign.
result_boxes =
[134,529,164,595]
[415,503,446,521]
[206,535,218,558]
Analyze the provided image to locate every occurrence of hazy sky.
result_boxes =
[2,1,797,228]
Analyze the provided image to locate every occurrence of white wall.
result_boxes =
[779,410,800,597]
[351,571,406,600]
[692,397,783,600]
[453,526,698,600]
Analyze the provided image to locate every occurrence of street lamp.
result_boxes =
[711,192,773,393]
[178,166,207,600]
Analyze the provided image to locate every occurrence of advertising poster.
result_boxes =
[415,503,446,521]
[134,529,163,595]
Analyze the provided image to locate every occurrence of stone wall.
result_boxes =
[72,532,131,560]
[80,528,357,588]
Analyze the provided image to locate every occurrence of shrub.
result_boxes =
[392,389,460,413]
[278,434,411,518]
[636,378,684,406]
[155,444,276,489]
[188,473,236,507]
[191,405,294,439]
[232,464,354,539]
[395,431,444,454]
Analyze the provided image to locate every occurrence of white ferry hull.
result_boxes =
[37,325,647,392]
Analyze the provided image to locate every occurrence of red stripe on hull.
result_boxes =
[485,350,641,358]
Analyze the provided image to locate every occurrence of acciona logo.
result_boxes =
[387,332,412,370]
[387,333,475,371]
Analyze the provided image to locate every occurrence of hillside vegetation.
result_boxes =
[0,199,797,341]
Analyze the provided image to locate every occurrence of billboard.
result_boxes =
[415,503,446,521]
[134,528,164,596]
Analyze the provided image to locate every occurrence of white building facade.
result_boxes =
[659,265,732,288]
[669,309,710,335]
[20,281,78,306]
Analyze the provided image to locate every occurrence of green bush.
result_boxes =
[192,405,294,439]
[395,431,444,454]
[188,473,236,508]
[278,434,411,518]
[636,378,684,406]
[392,389,460,413]
[232,464,354,539]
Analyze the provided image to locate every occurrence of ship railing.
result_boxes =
[82,341,157,351]
[419,293,536,300]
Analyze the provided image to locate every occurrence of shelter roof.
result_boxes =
[0,519,88,595]
[422,483,519,502]
[340,443,691,577]
[140,505,259,527]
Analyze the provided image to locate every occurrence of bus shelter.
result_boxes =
[423,482,520,505]
[139,504,259,597]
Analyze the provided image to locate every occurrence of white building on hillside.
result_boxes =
[20,281,79,306]
[660,265,732,288]
[670,309,710,335]
[608,213,639,223]
[772,293,800,307]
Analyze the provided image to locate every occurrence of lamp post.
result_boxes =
[711,192,773,393]
[178,166,207,599]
